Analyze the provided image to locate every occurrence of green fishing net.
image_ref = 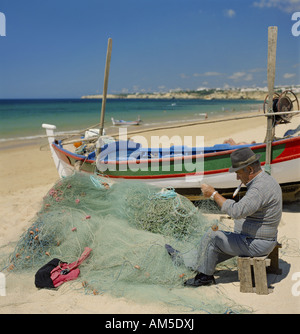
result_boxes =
[3,172,248,313]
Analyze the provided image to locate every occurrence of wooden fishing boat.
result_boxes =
[44,124,300,200]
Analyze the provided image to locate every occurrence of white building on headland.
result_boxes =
[241,85,300,93]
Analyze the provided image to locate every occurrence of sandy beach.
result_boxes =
[0,111,300,314]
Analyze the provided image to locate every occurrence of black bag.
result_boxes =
[34,258,61,288]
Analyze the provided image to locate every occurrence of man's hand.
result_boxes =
[200,183,227,208]
[200,183,215,198]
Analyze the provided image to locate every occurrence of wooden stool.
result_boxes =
[267,243,282,275]
[237,243,282,295]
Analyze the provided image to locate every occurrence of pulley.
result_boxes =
[263,90,299,124]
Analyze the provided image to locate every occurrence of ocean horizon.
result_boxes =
[0,98,263,143]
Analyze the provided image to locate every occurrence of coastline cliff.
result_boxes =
[81,90,267,100]
[81,87,300,101]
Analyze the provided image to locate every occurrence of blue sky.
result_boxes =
[0,0,299,98]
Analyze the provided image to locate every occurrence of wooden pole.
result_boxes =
[265,26,278,175]
[99,38,112,137]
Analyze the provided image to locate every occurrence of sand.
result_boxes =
[0,111,300,314]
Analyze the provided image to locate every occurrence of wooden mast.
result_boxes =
[96,38,112,157]
[99,38,112,137]
[265,26,278,175]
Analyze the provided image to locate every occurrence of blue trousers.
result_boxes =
[196,230,277,276]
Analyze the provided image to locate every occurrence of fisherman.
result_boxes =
[166,147,282,287]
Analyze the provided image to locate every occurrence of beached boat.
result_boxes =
[111,116,142,126]
[43,123,300,200]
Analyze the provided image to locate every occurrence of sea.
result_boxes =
[0,98,263,143]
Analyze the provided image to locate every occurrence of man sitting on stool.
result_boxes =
[171,147,282,287]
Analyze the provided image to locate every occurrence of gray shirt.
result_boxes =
[221,171,282,240]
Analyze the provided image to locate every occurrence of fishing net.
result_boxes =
[2,172,248,313]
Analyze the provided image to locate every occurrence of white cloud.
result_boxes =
[253,0,300,13]
[193,71,222,77]
[228,72,246,80]
[283,73,296,79]
[228,72,253,81]
[244,74,254,81]
[204,71,222,76]
[224,9,236,18]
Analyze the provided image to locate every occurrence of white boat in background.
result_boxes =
[111,116,142,126]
